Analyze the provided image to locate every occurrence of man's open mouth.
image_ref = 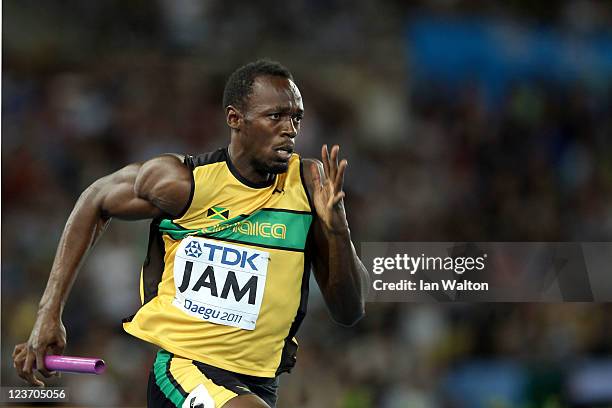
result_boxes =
[274,146,294,160]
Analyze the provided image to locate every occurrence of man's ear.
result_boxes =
[226,105,242,130]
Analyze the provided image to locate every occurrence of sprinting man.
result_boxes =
[13,60,368,408]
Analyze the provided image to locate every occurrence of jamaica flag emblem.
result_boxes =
[206,206,230,220]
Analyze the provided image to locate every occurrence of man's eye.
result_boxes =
[293,115,303,123]
[270,113,281,120]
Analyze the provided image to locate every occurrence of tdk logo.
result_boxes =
[185,241,203,258]
[201,242,259,271]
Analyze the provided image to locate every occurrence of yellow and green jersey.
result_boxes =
[123,148,313,378]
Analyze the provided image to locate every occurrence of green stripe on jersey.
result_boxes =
[154,350,185,407]
[160,209,312,250]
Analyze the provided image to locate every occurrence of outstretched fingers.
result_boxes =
[321,144,345,183]
[319,144,347,206]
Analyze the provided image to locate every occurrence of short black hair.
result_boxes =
[222,59,294,111]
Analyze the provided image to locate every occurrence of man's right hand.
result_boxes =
[13,313,66,386]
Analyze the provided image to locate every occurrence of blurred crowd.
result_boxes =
[3,1,612,407]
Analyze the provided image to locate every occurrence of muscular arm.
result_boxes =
[13,154,192,385]
[39,155,191,314]
[303,153,368,326]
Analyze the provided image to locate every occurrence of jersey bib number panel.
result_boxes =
[172,237,269,330]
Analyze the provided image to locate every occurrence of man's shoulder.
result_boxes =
[138,154,191,182]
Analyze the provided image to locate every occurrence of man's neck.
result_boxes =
[227,143,274,185]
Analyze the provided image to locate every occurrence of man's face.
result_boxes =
[239,75,304,174]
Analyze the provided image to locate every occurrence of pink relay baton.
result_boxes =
[35,355,106,374]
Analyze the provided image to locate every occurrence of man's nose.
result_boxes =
[282,117,298,138]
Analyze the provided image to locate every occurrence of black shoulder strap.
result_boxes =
[184,147,227,170]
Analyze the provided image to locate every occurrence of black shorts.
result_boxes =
[147,350,278,408]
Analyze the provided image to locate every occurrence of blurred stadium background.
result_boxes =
[3,1,612,407]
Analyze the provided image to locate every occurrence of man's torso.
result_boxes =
[123,148,313,377]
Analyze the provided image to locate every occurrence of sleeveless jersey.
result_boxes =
[123,148,314,377]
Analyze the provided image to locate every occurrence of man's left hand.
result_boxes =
[310,144,349,235]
